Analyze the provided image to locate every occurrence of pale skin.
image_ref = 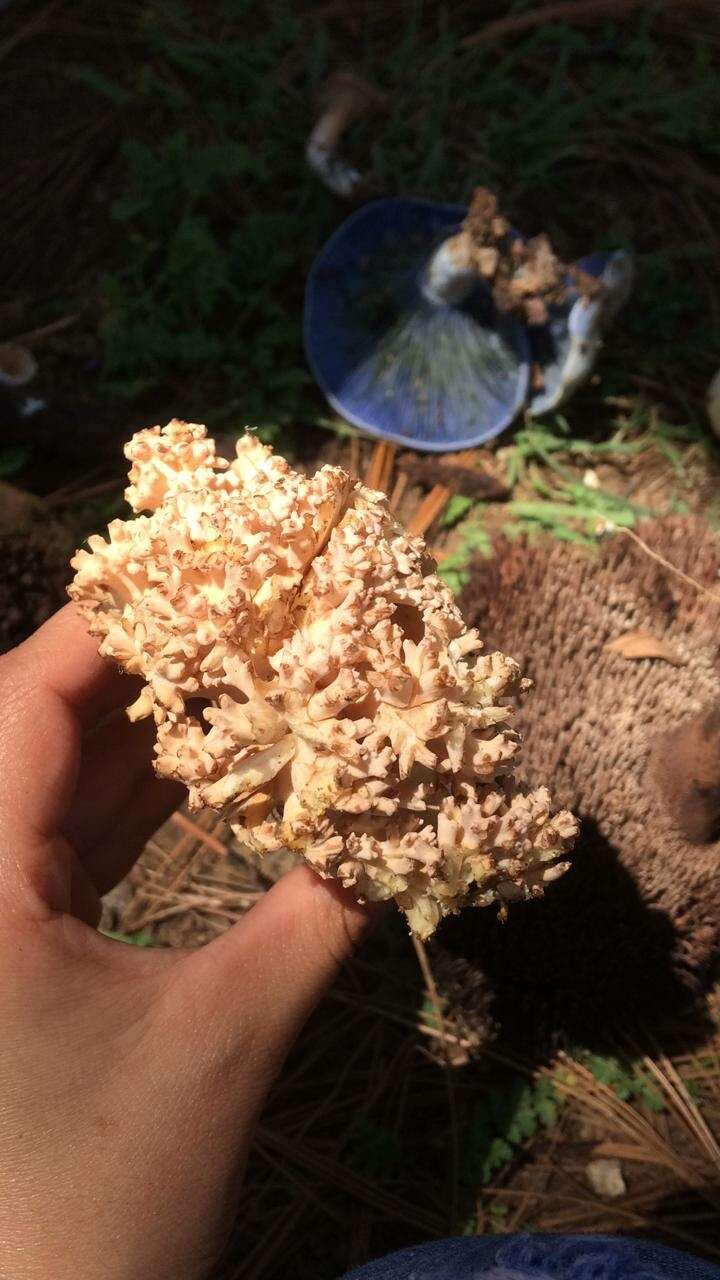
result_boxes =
[0,605,371,1279]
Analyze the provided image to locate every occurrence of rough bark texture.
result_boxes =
[439,518,720,1050]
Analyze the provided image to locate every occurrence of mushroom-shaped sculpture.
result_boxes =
[528,250,634,416]
[305,187,631,450]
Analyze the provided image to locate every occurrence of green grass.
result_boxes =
[501,409,711,488]
[438,510,494,594]
[435,404,715,590]
[100,928,156,947]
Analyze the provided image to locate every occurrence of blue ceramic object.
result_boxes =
[304,198,531,452]
[529,250,634,416]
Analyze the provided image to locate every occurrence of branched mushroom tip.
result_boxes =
[69,421,576,938]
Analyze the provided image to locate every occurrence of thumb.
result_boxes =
[176,866,373,1077]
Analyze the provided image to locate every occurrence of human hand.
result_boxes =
[0,605,370,1280]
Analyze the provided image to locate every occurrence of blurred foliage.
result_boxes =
[438,510,493,594]
[51,0,719,437]
[440,494,474,528]
[0,446,31,477]
[94,1,321,429]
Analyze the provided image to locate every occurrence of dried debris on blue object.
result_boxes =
[528,251,634,416]
[304,198,632,452]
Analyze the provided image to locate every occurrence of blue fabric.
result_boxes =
[340,1234,720,1280]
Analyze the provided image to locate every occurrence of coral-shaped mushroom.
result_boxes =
[69,420,576,937]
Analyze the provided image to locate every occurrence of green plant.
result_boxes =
[440,494,474,529]
[461,1076,560,1187]
[579,1052,665,1112]
[98,133,316,427]
[438,509,493,595]
[507,479,650,545]
[86,0,332,433]
[437,390,711,593]
[501,409,709,491]
[100,928,156,947]
[0,446,29,477]
[496,405,713,544]
[502,416,635,489]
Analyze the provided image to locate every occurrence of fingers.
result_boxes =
[64,708,185,893]
[0,657,79,843]
[10,603,134,728]
[175,867,372,1081]
[0,605,139,839]
[0,604,159,915]
[81,771,185,895]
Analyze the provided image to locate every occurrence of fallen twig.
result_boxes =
[388,470,408,513]
[610,526,720,609]
[364,440,395,494]
[400,455,509,500]
[378,442,396,495]
[406,484,451,537]
[8,313,79,346]
[170,810,229,857]
[463,0,709,49]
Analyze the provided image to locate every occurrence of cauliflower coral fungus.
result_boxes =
[69,420,576,937]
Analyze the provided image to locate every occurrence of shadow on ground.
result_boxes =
[438,817,715,1058]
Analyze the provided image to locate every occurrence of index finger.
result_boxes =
[0,605,137,845]
[12,603,136,728]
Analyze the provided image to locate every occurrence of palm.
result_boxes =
[0,605,369,1279]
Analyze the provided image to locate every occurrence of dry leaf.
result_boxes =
[604,630,686,666]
